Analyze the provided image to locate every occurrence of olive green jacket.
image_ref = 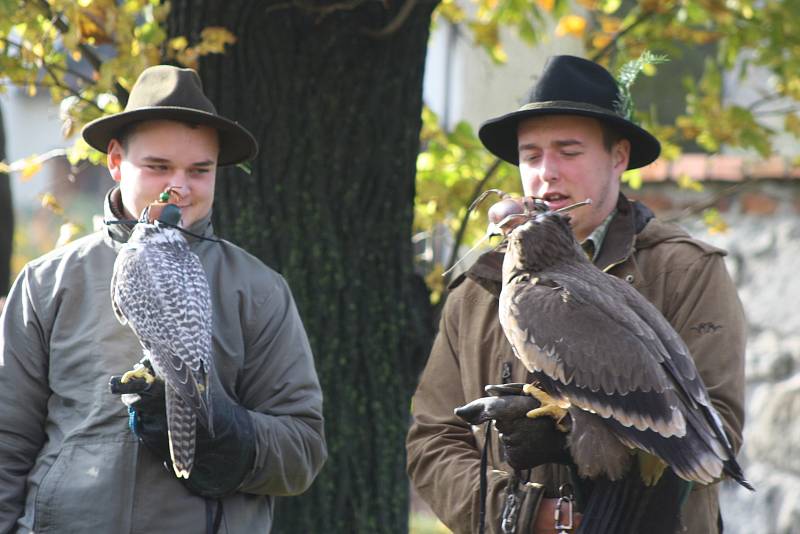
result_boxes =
[406,194,746,534]
[0,189,327,533]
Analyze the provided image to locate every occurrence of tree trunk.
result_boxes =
[0,105,12,298]
[168,2,437,532]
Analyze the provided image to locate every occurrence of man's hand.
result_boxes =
[109,368,256,499]
[455,383,571,471]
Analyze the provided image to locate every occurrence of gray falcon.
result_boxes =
[111,196,214,479]
[495,198,751,490]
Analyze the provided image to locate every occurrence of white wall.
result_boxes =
[1,87,70,207]
[424,21,583,132]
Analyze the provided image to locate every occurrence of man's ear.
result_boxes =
[612,138,631,173]
[107,139,124,183]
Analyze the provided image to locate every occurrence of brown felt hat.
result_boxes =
[82,65,258,166]
[478,55,660,170]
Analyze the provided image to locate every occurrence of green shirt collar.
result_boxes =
[582,208,617,262]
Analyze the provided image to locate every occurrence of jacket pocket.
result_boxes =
[34,438,137,534]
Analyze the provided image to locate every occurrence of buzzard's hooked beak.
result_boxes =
[553,198,592,214]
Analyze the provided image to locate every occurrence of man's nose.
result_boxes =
[168,171,189,193]
[540,151,559,183]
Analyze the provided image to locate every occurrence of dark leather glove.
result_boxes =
[110,364,256,499]
[455,383,571,471]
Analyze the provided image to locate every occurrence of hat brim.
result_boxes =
[478,102,660,170]
[82,107,258,167]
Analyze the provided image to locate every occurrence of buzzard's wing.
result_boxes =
[499,273,684,436]
[499,271,731,483]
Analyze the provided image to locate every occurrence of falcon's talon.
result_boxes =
[119,363,156,385]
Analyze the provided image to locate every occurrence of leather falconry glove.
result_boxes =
[455,383,571,471]
[109,361,256,499]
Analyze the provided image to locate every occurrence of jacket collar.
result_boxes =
[456,193,654,296]
[103,187,216,250]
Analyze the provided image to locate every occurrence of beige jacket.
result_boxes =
[407,195,746,534]
[0,189,327,533]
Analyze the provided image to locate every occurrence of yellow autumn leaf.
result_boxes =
[677,173,703,192]
[41,192,64,215]
[622,168,642,189]
[20,157,42,180]
[27,84,37,97]
[417,152,435,171]
[784,113,800,136]
[197,27,236,55]
[490,43,508,64]
[555,15,587,37]
[592,33,613,50]
[56,222,84,248]
[537,0,555,12]
[703,208,728,234]
[436,0,466,23]
[599,15,622,33]
[169,36,189,51]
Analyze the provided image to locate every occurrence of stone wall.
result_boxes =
[627,158,800,534]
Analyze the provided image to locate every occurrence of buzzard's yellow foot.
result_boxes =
[637,451,667,486]
[523,383,571,431]
[120,363,156,385]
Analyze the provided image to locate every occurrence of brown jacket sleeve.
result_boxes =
[406,287,515,534]
[664,250,746,454]
[629,242,746,534]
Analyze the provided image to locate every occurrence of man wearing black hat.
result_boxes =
[0,65,327,533]
[407,56,745,533]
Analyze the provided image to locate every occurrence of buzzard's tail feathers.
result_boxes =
[724,458,754,491]
[578,463,687,534]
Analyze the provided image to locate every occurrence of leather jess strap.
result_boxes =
[533,497,584,533]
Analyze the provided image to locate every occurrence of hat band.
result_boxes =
[517,100,624,119]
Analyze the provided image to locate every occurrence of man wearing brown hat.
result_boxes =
[407,55,746,533]
[0,65,327,533]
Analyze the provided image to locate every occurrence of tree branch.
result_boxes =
[37,0,129,103]
[589,8,658,63]
[664,182,748,223]
[752,106,800,117]
[747,93,785,112]
[441,157,502,289]
[362,0,418,38]
[0,37,96,86]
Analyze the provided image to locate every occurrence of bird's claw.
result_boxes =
[523,383,571,431]
[119,362,156,385]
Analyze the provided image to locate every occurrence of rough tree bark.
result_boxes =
[0,105,12,299]
[168,2,437,532]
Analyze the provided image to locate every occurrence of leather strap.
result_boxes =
[533,498,584,533]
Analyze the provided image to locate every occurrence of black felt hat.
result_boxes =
[82,65,258,166]
[478,55,660,169]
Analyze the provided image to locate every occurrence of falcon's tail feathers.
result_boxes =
[166,387,197,479]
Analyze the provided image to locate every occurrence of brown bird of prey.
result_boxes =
[496,198,752,492]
